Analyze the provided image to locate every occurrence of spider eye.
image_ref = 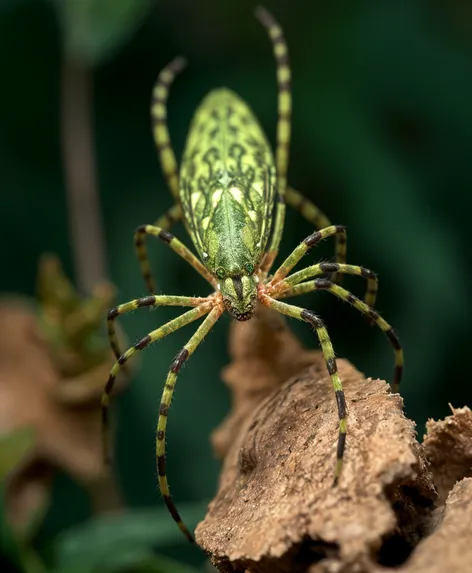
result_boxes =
[245,262,254,274]
[215,267,226,279]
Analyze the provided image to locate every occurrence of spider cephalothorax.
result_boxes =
[218,275,258,321]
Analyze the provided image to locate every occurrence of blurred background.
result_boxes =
[1,0,472,571]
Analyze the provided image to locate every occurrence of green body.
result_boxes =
[180,89,277,319]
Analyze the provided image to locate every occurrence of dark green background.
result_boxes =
[1,0,472,570]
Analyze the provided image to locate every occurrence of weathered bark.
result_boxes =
[197,308,472,573]
[422,405,472,503]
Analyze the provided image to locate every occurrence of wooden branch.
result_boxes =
[196,308,472,573]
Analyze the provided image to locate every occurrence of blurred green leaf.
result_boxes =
[0,488,46,573]
[124,554,202,573]
[54,550,202,573]
[0,426,35,482]
[0,428,44,572]
[52,503,208,573]
[51,0,153,65]
[0,488,25,573]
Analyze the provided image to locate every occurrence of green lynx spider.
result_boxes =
[102,6,403,542]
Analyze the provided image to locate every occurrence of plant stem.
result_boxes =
[60,59,122,514]
[61,60,108,294]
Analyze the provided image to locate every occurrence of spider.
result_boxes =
[101,6,403,542]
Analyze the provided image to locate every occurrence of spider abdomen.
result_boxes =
[179,88,277,275]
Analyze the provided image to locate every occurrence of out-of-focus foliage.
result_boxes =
[37,254,115,379]
[0,427,35,482]
[1,0,472,570]
[0,424,205,571]
[0,428,42,573]
[53,505,207,573]
[51,0,154,65]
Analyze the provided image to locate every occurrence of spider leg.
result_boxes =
[133,203,184,294]
[101,301,213,467]
[259,293,347,484]
[276,278,402,392]
[274,261,378,309]
[256,7,291,274]
[107,294,209,362]
[134,225,215,294]
[270,225,347,284]
[285,186,347,283]
[156,305,223,542]
[151,57,186,201]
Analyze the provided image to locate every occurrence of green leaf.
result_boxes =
[51,0,154,66]
[0,428,45,572]
[52,503,208,573]
[0,488,25,572]
[54,551,202,573]
[0,488,46,573]
[0,426,35,482]
[124,554,202,573]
